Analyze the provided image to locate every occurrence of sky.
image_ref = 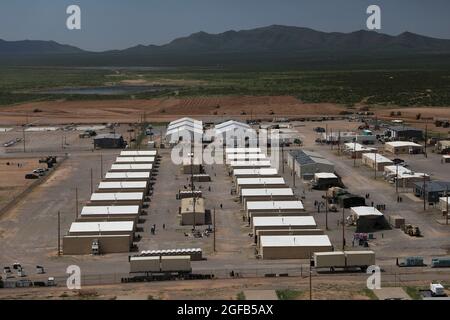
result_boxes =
[0,0,449,51]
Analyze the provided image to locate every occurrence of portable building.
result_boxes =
[110,164,153,172]
[343,143,377,159]
[361,153,393,171]
[225,147,262,154]
[63,234,131,255]
[160,256,192,272]
[246,201,306,219]
[435,140,450,154]
[226,153,267,162]
[88,192,144,206]
[115,157,155,164]
[120,150,157,157]
[97,181,148,193]
[178,190,203,199]
[236,177,286,192]
[350,206,388,232]
[78,205,140,222]
[228,160,272,169]
[384,141,424,154]
[180,197,206,225]
[389,215,405,229]
[68,221,135,236]
[252,216,317,233]
[129,256,160,273]
[104,172,151,181]
[259,235,332,259]
[255,229,324,245]
[232,168,278,182]
[443,155,450,163]
[312,173,340,190]
[241,188,295,208]
[191,174,211,182]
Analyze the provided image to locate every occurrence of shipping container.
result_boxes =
[345,251,375,267]
[160,255,191,272]
[314,252,346,268]
[130,256,160,273]
[389,215,405,229]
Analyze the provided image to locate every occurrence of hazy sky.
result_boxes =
[1,0,449,51]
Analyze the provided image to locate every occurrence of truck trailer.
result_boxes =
[313,251,375,272]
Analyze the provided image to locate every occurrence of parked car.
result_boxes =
[25,173,39,180]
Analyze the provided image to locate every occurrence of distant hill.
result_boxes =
[0,39,85,55]
[2,25,450,67]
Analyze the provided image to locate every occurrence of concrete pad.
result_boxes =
[373,287,411,300]
[243,290,278,300]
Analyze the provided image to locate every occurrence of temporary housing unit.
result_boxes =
[236,177,286,193]
[115,157,155,164]
[88,192,144,206]
[383,165,412,179]
[241,188,295,208]
[232,168,278,181]
[246,201,306,219]
[191,174,211,182]
[110,164,153,172]
[178,190,202,200]
[384,141,424,154]
[78,205,140,222]
[226,153,267,162]
[215,120,253,139]
[63,221,135,255]
[120,150,157,157]
[97,181,148,193]
[288,150,334,180]
[228,160,272,170]
[343,143,377,159]
[225,147,262,154]
[259,235,332,259]
[252,216,317,233]
[255,229,324,245]
[396,172,430,188]
[180,197,206,226]
[349,206,388,232]
[414,181,450,203]
[361,153,393,171]
[104,172,151,181]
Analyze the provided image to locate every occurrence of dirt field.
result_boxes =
[0,158,40,210]
[0,96,345,125]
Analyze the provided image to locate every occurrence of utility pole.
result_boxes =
[353,141,356,167]
[100,155,103,179]
[293,169,296,188]
[396,164,399,196]
[446,187,449,225]
[90,168,93,194]
[57,211,61,256]
[342,207,345,250]
[325,191,329,230]
[75,188,79,219]
[22,126,26,153]
[309,254,313,301]
[423,174,427,211]
[374,153,377,180]
[213,208,216,252]
[424,123,428,156]
[281,144,285,174]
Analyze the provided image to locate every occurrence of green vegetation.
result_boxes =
[362,288,379,300]
[276,289,303,300]
[2,66,450,107]
[405,286,423,300]
[236,291,246,300]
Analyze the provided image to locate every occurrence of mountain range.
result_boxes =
[2,25,450,67]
